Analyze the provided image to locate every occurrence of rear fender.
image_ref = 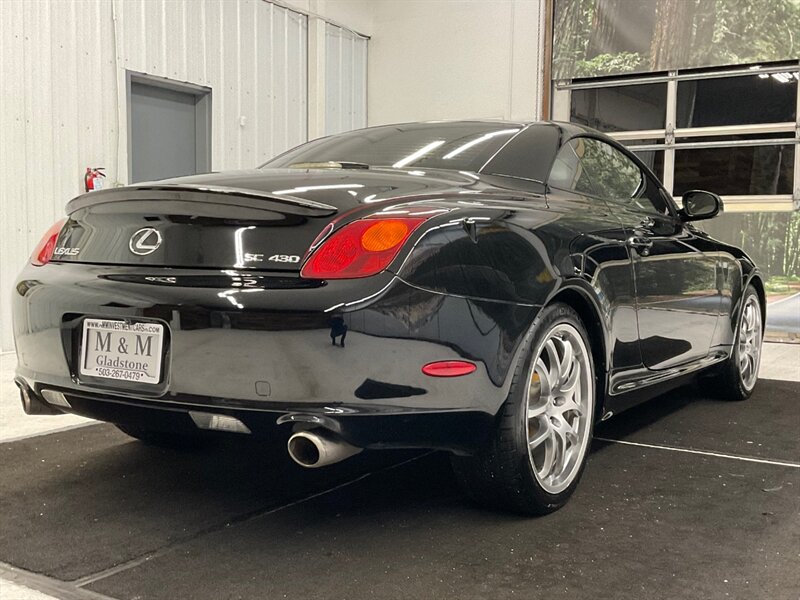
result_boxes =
[545,282,611,421]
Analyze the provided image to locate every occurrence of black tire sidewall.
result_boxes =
[506,302,597,512]
[730,285,762,399]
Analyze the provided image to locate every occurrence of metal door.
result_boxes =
[129,79,210,183]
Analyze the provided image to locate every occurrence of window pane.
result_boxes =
[579,139,643,198]
[675,132,795,144]
[674,145,795,196]
[621,138,664,147]
[676,73,798,128]
[550,138,669,215]
[570,83,667,132]
[548,139,597,195]
[621,139,664,180]
[263,122,521,172]
[632,150,664,180]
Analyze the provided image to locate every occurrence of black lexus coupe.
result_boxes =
[12,121,765,514]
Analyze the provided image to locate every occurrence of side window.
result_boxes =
[548,138,598,196]
[549,137,669,215]
[582,138,642,199]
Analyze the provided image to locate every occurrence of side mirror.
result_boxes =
[679,190,722,221]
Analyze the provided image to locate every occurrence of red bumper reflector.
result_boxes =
[421,361,477,377]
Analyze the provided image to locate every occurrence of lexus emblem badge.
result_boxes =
[129,227,162,255]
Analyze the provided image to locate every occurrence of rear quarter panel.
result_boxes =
[395,191,639,385]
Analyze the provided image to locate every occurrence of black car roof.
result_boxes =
[413,119,600,135]
[425,119,614,147]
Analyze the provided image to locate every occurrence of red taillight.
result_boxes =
[421,361,477,377]
[300,216,428,279]
[31,219,67,266]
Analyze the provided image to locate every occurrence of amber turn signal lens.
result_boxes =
[361,220,409,252]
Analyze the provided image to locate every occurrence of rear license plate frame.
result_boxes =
[79,318,166,386]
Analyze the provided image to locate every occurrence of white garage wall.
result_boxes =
[113,0,308,174]
[294,0,549,131]
[282,0,374,39]
[367,0,546,125]
[0,0,313,352]
[325,23,368,135]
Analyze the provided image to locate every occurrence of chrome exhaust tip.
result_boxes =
[17,384,62,415]
[20,387,33,414]
[287,429,362,468]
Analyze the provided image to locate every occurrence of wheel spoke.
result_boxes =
[538,435,556,478]
[558,339,574,384]
[528,420,550,449]
[549,420,569,479]
[558,397,582,417]
[561,362,580,397]
[528,402,548,418]
[535,359,552,398]
[544,339,560,386]
[551,418,568,446]
[568,414,581,440]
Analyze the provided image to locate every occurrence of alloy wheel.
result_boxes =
[737,295,762,391]
[526,324,594,494]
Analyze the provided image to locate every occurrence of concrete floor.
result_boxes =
[0,353,90,444]
[0,580,55,600]
[0,345,798,600]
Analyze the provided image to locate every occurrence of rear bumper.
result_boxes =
[16,386,494,452]
[12,262,537,449]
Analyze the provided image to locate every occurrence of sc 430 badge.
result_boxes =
[268,254,300,263]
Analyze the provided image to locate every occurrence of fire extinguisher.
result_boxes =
[84,167,106,192]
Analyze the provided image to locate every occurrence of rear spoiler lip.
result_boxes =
[65,183,339,217]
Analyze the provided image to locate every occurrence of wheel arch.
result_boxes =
[745,272,767,332]
[546,284,609,421]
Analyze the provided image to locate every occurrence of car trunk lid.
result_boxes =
[55,184,338,272]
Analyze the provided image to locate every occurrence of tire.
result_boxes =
[115,424,210,449]
[700,284,763,401]
[451,302,596,515]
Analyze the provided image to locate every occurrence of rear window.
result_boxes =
[262,122,522,172]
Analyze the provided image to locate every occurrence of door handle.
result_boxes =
[626,235,653,256]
